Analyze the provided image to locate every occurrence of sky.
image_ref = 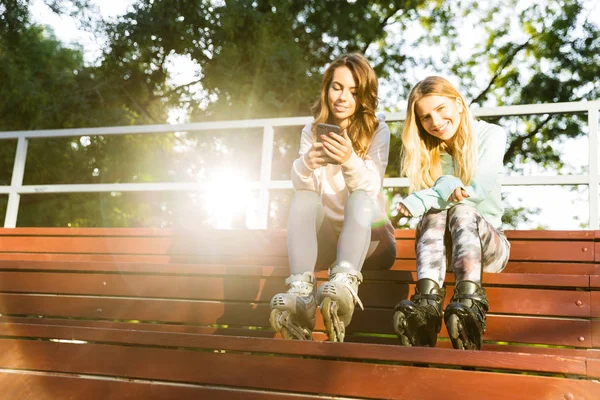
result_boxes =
[29,0,598,230]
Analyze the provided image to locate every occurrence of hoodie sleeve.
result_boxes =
[400,122,507,218]
[341,116,390,200]
[291,123,319,192]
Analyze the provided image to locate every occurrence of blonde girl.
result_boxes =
[393,76,510,350]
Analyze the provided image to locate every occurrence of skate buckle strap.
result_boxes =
[329,269,364,311]
[285,273,315,296]
[329,265,363,283]
[285,272,315,285]
[413,293,442,302]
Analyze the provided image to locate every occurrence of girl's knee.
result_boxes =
[289,190,322,217]
[344,190,373,221]
[416,210,447,236]
[447,204,479,232]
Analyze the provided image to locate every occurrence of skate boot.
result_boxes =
[444,280,489,350]
[269,272,316,340]
[392,278,446,347]
[317,264,364,342]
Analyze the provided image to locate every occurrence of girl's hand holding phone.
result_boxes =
[303,142,336,169]
[321,129,353,164]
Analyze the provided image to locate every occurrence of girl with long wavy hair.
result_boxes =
[393,76,510,350]
[269,53,396,342]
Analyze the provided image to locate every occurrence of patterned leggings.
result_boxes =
[416,204,510,287]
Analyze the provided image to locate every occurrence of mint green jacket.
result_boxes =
[400,120,507,229]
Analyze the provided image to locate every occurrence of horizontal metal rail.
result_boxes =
[0,100,598,229]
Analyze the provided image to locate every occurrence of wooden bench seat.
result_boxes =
[0,228,598,399]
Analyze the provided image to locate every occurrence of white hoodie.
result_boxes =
[291,114,392,233]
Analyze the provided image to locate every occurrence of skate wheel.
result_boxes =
[321,297,344,342]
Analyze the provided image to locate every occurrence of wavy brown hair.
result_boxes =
[401,76,476,191]
[311,53,379,159]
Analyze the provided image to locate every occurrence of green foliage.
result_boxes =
[1,0,598,228]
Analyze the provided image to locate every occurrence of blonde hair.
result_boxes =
[401,76,476,192]
[311,53,379,159]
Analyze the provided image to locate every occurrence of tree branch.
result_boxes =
[121,86,159,123]
[360,5,404,54]
[503,114,552,164]
[167,78,203,96]
[470,38,532,106]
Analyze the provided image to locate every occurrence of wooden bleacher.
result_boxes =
[0,228,598,399]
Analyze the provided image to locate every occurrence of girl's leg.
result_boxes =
[318,189,388,342]
[361,220,397,271]
[287,190,327,275]
[444,204,510,350]
[270,190,329,340]
[446,204,510,283]
[415,209,449,286]
[393,209,448,347]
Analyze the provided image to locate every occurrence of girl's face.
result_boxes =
[328,66,357,130]
[414,95,463,142]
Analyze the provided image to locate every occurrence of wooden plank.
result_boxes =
[0,253,290,265]
[0,253,174,263]
[592,292,600,318]
[588,359,600,379]
[1,227,591,240]
[0,273,589,317]
[350,311,592,348]
[509,240,594,262]
[3,316,599,358]
[397,239,594,263]
[596,242,600,263]
[0,370,309,400]
[0,236,288,257]
[1,229,593,259]
[0,322,588,377]
[593,321,600,348]
[0,294,590,347]
[389,260,598,275]
[0,227,173,236]
[0,282,600,323]
[0,259,292,276]
[392,230,597,240]
[505,230,595,240]
[0,260,590,289]
[500,262,596,275]
[0,339,597,400]
[591,275,600,288]
[0,316,277,339]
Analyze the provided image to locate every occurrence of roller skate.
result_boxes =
[444,280,489,350]
[317,264,363,342]
[393,278,446,347]
[269,272,316,340]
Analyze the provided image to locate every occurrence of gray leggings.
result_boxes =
[416,204,511,286]
[287,190,396,274]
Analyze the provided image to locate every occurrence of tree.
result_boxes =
[1,0,598,228]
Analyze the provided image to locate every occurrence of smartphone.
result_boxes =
[316,123,341,141]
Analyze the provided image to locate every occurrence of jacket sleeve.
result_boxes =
[341,118,390,200]
[400,123,507,218]
[291,123,319,192]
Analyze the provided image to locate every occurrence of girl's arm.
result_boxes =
[341,118,390,200]
[400,123,507,217]
[291,124,320,192]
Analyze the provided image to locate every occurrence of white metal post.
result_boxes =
[588,107,599,229]
[5,136,29,228]
[258,125,275,229]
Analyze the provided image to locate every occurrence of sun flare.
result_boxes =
[201,168,257,229]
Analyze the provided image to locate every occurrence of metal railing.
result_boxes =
[1,100,599,229]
